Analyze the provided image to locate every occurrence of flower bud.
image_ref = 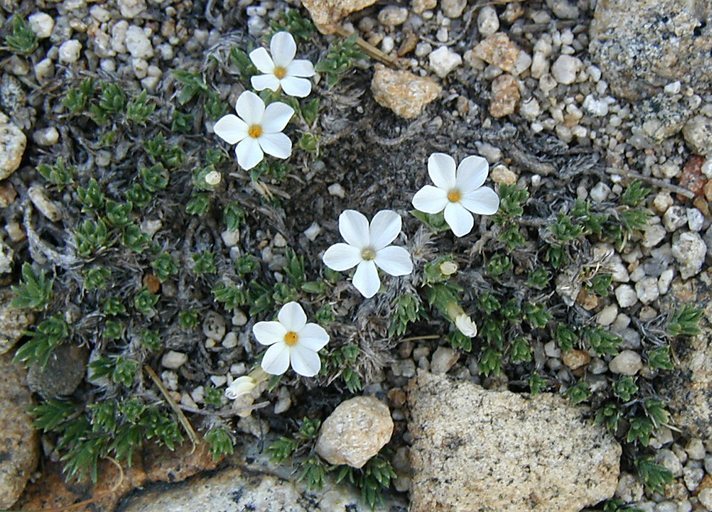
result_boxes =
[225,376,256,400]
[205,170,222,186]
[455,313,478,337]
[439,260,458,276]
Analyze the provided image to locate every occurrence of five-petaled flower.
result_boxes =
[323,210,413,298]
[412,153,500,237]
[250,31,315,98]
[213,90,294,170]
[253,302,330,377]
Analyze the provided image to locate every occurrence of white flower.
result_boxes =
[412,153,500,237]
[213,91,294,170]
[322,210,413,298]
[253,301,330,377]
[249,31,315,98]
[455,313,478,337]
[225,376,256,400]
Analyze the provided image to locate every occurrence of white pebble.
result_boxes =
[328,183,346,198]
[210,375,227,387]
[609,350,642,376]
[597,304,618,326]
[429,46,462,78]
[58,40,82,64]
[32,127,59,146]
[222,332,238,349]
[551,54,582,85]
[635,277,660,305]
[125,25,154,59]
[28,12,54,39]
[590,182,610,202]
[477,6,499,36]
[615,284,638,308]
[304,222,321,241]
[583,95,609,117]
[686,208,704,231]
[161,351,188,369]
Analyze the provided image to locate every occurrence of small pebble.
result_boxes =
[28,12,54,39]
[430,346,459,374]
[32,127,59,147]
[477,6,499,36]
[551,55,582,85]
[429,46,462,78]
[609,350,642,376]
[615,284,638,308]
[161,351,188,369]
[58,40,82,63]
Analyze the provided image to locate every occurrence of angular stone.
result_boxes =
[0,289,34,355]
[302,0,379,34]
[27,344,88,398]
[0,112,26,180]
[408,372,621,512]
[489,73,519,118]
[589,0,712,100]
[316,396,393,468]
[472,33,520,72]
[0,354,38,510]
[371,65,441,119]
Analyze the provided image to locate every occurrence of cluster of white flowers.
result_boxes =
[213,31,314,171]
[215,33,501,387]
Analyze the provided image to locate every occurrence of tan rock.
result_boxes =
[0,354,38,510]
[411,0,436,14]
[0,112,26,180]
[490,164,517,185]
[472,33,520,72]
[408,371,621,512]
[371,65,441,119]
[489,74,520,118]
[562,349,591,370]
[315,396,393,468]
[301,0,379,34]
[0,289,35,354]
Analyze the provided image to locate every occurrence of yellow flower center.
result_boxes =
[284,331,299,346]
[447,189,462,203]
[274,66,287,79]
[248,124,263,138]
[361,248,376,261]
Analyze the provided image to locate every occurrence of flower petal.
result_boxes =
[374,246,413,276]
[251,73,281,92]
[253,321,287,346]
[280,76,312,98]
[428,153,456,189]
[322,243,361,271]
[278,301,307,331]
[261,343,290,375]
[225,376,256,399]
[456,155,489,192]
[297,323,330,351]
[444,202,474,237]
[262,102,294,132]
[249,47,275,74]
[235,91,265,126]
[288,59,315,78]
[460,187,500,215]
[369,210,402,250]
[259,132,292,159]
[213,114,248,145]
[339,210,370,248]
[289,344,321,377]
[235,137,264,170]
[412,185,448,214]
[270,31,296,67]
[352,260,380,298]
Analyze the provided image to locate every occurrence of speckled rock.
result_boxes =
[407,372,621,512]
[472,33,520,73]
[315,396,393,468]
[302,0,379,34]
[371,65,441,119]
[0,354,39,510]
[682,115,712,155]
[489,74,520,118]
[672,232,707,279]
[0,112,26,180]
[0,289,34,355]
[119,461,400,511]
[589,0,712,100]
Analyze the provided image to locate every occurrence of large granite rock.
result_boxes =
[589,0,712,100]
[407,371,621,512]
[0,354,39,510]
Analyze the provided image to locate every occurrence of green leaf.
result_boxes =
[11,262,53,310]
